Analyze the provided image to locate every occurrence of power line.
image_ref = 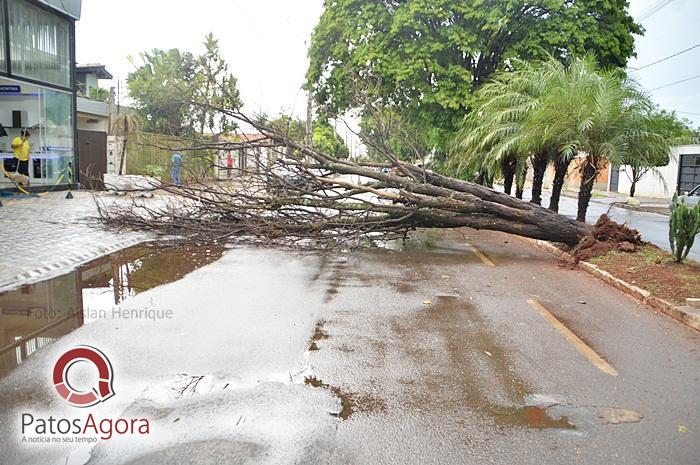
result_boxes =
[630,42,700,70]
[676,110,700,116]
[637,0,665,18]
[638,0,675,21]
[649,73,700,92]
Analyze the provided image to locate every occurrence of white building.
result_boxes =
[616,145,700,198]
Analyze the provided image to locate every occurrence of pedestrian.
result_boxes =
[11,130,31,185]
[171,152,182,186]
[226,152,234,180]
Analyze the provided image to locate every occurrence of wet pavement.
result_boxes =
[0,229,698,464]
[0,192,151,292]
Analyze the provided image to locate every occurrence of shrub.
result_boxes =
[669,193,700,263]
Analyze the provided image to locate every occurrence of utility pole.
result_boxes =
[306,92,313,147]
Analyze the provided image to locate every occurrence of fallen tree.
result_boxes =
[98,109,597,247]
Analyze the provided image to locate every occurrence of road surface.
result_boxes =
[0,229,698,464]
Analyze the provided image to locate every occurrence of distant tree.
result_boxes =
[127,48,196,135]
[267,115,306,140]
[313,118,350,159]
[89,87,109,102]
[191,33,242,135]
[127,34,241,137]
[267,114,349,159]
[307,0,642,153]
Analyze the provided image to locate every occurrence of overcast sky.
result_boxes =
[76,0,700,131]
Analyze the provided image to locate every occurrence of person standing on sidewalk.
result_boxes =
[226,152,234,180]
[171,152,183,186]
[11,130,31,185]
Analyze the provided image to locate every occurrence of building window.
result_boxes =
[0,3,6,72]
[0,76,74,186]
[8,0,71,88]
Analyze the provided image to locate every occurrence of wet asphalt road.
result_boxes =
[0,229,698,465]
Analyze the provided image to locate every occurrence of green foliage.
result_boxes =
[127,48,196,135]
[267,115,306,140]
[142,164,166,180]
[127,34,242,137]
[89,87,109,102]
[191,33,242,135]
[449,55,672,218]
[670,193,700,263]
[307,0,642,153]
[126,132,216,182]
[359,107,432,163]
[265,114,350,159]
[313,120,349,159]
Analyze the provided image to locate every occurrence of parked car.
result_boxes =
[671,184,700,209]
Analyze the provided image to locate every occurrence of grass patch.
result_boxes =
[589,245,700,305]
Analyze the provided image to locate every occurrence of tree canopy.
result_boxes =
[127,34,242,137]
[267,115,350,159]
[306,0,642,152]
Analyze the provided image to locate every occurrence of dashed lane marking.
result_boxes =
[465,243,496,267]
[527,299,618,377]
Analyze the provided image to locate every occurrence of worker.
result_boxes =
[11,130,31,185]
[171,152,183,186]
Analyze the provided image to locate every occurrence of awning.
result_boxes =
[37,0,82,20]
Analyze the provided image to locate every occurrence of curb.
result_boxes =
[529,239,700,333]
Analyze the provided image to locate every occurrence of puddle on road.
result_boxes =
[304,376,385,420]
[0,242,224,379]
[489,405,576,430]
[387,294,580,430]
[308,320,329,351]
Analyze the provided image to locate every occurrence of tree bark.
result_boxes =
[549,157,570,213]
[530,152,549,205]
[577,158,598,222]
[502,156,516,196]
[515,170,525,199]
[630,167,638,198]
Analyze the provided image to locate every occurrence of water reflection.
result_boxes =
[0,243,224,379]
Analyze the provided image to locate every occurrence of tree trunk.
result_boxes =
[549,157,570,213]
[502,157,516,196]
[118,118,128,176]
[577,158,598,222]
[530,152,549,205]
[630,167,638,198]
[515,169,525,200]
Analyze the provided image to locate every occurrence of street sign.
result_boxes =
[0,85,21,93]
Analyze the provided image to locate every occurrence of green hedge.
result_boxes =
[126,132,217,182]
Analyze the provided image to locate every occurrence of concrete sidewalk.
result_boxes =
[0,192,150,292]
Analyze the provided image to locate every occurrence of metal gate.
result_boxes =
[678,153,700,194]
[77,130,108,190]
[609,164,620,192]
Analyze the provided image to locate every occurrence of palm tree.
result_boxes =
[451,55,669,221]
[530,56,655,221]
[450,58,567,206]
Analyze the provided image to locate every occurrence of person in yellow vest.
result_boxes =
[11,130,31,184]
